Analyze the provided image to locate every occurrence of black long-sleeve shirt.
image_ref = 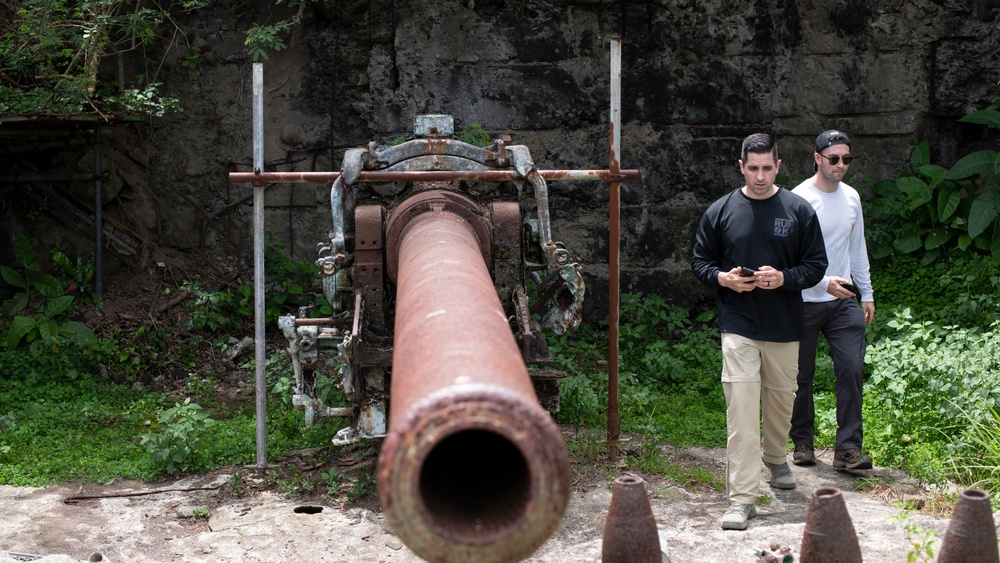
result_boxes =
[691,187,828,342]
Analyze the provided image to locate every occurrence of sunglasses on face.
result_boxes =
[819,154,854,166]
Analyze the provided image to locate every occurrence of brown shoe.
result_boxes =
[792,443,815,466]
[833,448,873,470]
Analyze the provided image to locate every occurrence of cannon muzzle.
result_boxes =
[377,193,571,562]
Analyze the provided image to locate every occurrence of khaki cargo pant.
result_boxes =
[721,332,798,504]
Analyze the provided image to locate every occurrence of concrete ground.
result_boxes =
[0,447,985,563]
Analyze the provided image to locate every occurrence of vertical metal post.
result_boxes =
[252,63,268,469]
[94,127,103,295]
[607,36,622,462]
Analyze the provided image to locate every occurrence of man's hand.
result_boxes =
[754,265,783,289]
[862,301,875,326]
[827,277,856,299]
[718,266,757,293]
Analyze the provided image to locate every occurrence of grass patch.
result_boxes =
[626,447,725,493]
[0,353,345,486]
[0,379,161,485]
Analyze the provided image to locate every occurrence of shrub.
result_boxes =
[865,104,1000,264]
[0,234,96,349]
[141,398,216,476]
[864,310,1000,479]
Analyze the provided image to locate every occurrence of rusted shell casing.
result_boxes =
[377,195,571,563]
[602,475,661,563]
[800,487,862,563]
[937,488,1000,563]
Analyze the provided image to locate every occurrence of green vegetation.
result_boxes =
[866,104,1000,264]
[889,505,940,562]
[549,250,1000,498]
[246,19,294,62]
[0,0,317,114]
[0,231,344,487]
[141,398,217,475]
[1,234,97,349]
[181,231,331,333]
[0,0,200,115]
[459,123,492,147]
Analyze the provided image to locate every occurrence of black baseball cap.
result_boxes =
[815,130,851,153]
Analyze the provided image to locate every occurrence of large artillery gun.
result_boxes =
[278,114,586,562]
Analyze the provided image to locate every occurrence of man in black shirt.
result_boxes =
[692,133,828,530]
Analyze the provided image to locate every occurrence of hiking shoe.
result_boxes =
[765,461,796,490]
[833,448,873,470]
[721,502,757,530]
[792,443,816,466]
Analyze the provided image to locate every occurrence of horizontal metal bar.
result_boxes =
[228,169,640,186]
[0,173,108,183]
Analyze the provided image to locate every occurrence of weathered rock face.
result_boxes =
[8,0,1000,320]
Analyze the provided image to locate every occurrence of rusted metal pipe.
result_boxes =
[228,168,639,185]
[607,35,623,462]
[377,193,571,563]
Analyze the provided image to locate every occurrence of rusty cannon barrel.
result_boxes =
[376,190,572,563]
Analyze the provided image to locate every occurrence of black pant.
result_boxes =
[790,298,867,451]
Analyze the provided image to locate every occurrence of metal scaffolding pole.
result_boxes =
[94,127,103,295]
[607,36,622,462]
[252,64,268,469]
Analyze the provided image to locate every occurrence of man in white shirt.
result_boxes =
[790,130,876,471]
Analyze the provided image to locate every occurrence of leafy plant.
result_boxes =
[181,52,203,70]
[553,291,726,447]
[105,79,181,117]
[320,467,343,496]
[345,466,376,502]
[276,466,317,497]
[460,123,491,147]
[180,231,328,333]
[101,324,170,377]
[0,234,96,349]
[888,504,939,562]
[865,103,1000,263]
[221,472,245,497]
[868,254,1000,334]
[190,507,210,519]
[181,281,247,332]
[140,398,217,476]
[864,308,1000,479]
[245,20,293,61]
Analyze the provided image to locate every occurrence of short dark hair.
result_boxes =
[741,133,778,163]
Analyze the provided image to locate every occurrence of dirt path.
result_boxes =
[1,447,966,563]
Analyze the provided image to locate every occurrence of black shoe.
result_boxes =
[833,448,873,470]
[792,443,815,466]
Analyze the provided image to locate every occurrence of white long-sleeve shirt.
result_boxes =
[791,179,874,303]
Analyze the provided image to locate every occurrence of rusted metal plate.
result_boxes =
[490,200,521,318]
[355,205,386,330]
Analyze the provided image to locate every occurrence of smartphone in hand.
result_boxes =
[842,282,859,295]
[739,267,756,277]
